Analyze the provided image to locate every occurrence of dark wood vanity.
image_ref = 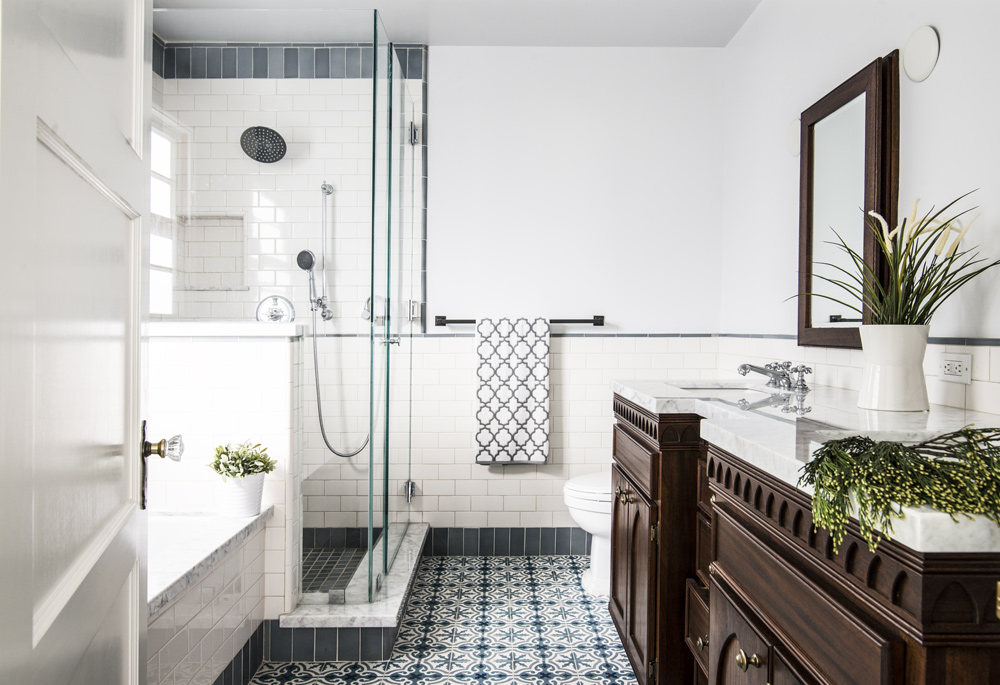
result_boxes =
[610,392,1000,685]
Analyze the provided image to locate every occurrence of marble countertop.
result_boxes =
[147,507,273,621]
[611,379,1000,554]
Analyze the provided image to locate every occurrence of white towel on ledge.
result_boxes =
[475,317,550,465]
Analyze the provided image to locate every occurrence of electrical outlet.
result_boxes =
[939,352,972,385]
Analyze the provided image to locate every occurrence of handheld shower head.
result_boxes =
[297,250,316,271]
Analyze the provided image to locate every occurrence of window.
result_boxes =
[150,127,175,315]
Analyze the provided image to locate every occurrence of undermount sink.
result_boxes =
[672,380,787,394]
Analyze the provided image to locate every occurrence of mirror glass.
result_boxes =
[810,93,866,327]
[797,51,898,349]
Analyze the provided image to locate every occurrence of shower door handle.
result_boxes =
[382,337,401,346]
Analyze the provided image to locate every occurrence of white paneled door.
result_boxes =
[0,0,151,683]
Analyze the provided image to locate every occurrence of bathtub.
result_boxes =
[146,509,272,685]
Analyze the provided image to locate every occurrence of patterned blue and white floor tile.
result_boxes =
[251,555,637,684]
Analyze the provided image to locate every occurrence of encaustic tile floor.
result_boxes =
[251,555,638,684]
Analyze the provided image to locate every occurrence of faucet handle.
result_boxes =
[790,365,812,392]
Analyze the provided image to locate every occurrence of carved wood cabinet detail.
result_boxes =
[610,394,1000,685]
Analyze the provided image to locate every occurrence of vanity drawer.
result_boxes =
[685,579,710,676]
[714,506,898,685]
[613,424,655,497]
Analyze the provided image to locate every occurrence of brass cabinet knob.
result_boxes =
[735,649,762,672]
[615,486,623,500]
[708,562,716,575]
[696,636,708,652]
[710,494,716,504]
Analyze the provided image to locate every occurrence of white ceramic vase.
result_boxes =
[857,324,930,412]
[219,472,265,517]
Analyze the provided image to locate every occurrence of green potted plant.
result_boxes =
[814,192,1000,411]
[210,440,277,517]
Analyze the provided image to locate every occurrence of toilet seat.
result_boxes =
[563,471,612,501]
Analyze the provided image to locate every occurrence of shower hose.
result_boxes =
[310,306,369,458]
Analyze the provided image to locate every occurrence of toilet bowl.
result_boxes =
[563,471,613,596]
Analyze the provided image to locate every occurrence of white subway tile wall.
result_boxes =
[717,336,1000,414]
[147,335,303,620]
[152,73,423,327]
[147,527,264,685]
[301,335,723,529]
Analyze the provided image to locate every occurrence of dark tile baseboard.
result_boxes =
[423,527,592,557]
[303,527,381,549]
[264,620,397,662]
[212,621,265,685]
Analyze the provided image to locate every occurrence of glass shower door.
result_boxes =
[368,10,391,602]
[368,10,417,601]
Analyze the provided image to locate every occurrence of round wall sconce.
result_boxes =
[903,25,940,82]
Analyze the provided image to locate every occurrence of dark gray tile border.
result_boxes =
[154,38,428,83]
[303,527,381,549]
[419,527,590,557]
[264,621,400,662]
[213,621,264,685]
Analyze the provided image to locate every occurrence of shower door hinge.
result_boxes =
[404,480,417,503]
[409,122,420,145]
[407,300,422,321]
[648,659,657,680]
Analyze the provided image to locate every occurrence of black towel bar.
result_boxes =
[435,315,605,327]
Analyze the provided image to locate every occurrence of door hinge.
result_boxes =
[650,523,658,544]
[409,121,420,145]
[648,659,657,680]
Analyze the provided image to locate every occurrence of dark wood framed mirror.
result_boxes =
[797,50,899,348]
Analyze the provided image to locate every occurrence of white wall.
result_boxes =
[719,0,1000,337]
[427,47,725,334]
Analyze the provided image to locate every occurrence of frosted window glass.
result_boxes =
[150,177,171,218]
[149,269,173,315]
[151,129,172,178]
[150,234,173,268]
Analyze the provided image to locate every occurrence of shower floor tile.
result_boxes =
[251,555,637,684]
[301,548,366,594]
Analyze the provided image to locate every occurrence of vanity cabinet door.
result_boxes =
[609,466,631,633]
[609,465,658,685]
[709,579,770,685]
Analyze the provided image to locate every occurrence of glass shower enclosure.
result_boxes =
[150,7,420,605]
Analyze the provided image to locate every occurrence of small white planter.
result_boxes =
[857,324,930,412]
[218,472,265,517]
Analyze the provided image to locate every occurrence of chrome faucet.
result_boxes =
[737,362,812,393]
[738,362,793,390]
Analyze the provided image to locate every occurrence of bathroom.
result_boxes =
[4,1,1000,684]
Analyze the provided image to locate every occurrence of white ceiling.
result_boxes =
[153,0,764,47]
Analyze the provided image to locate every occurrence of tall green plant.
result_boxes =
[813,192,1000,325]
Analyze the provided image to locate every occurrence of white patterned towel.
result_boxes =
[475,318,550,464]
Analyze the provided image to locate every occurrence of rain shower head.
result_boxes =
[297,250,316,271]
[240,126,286,163]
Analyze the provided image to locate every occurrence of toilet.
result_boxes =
[563,471,613,596]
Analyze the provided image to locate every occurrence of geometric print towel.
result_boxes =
[475,318,550,464]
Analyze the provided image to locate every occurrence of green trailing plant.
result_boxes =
[811,191,1000,324]
[799,427,1000,551]
[209,440,276,480]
